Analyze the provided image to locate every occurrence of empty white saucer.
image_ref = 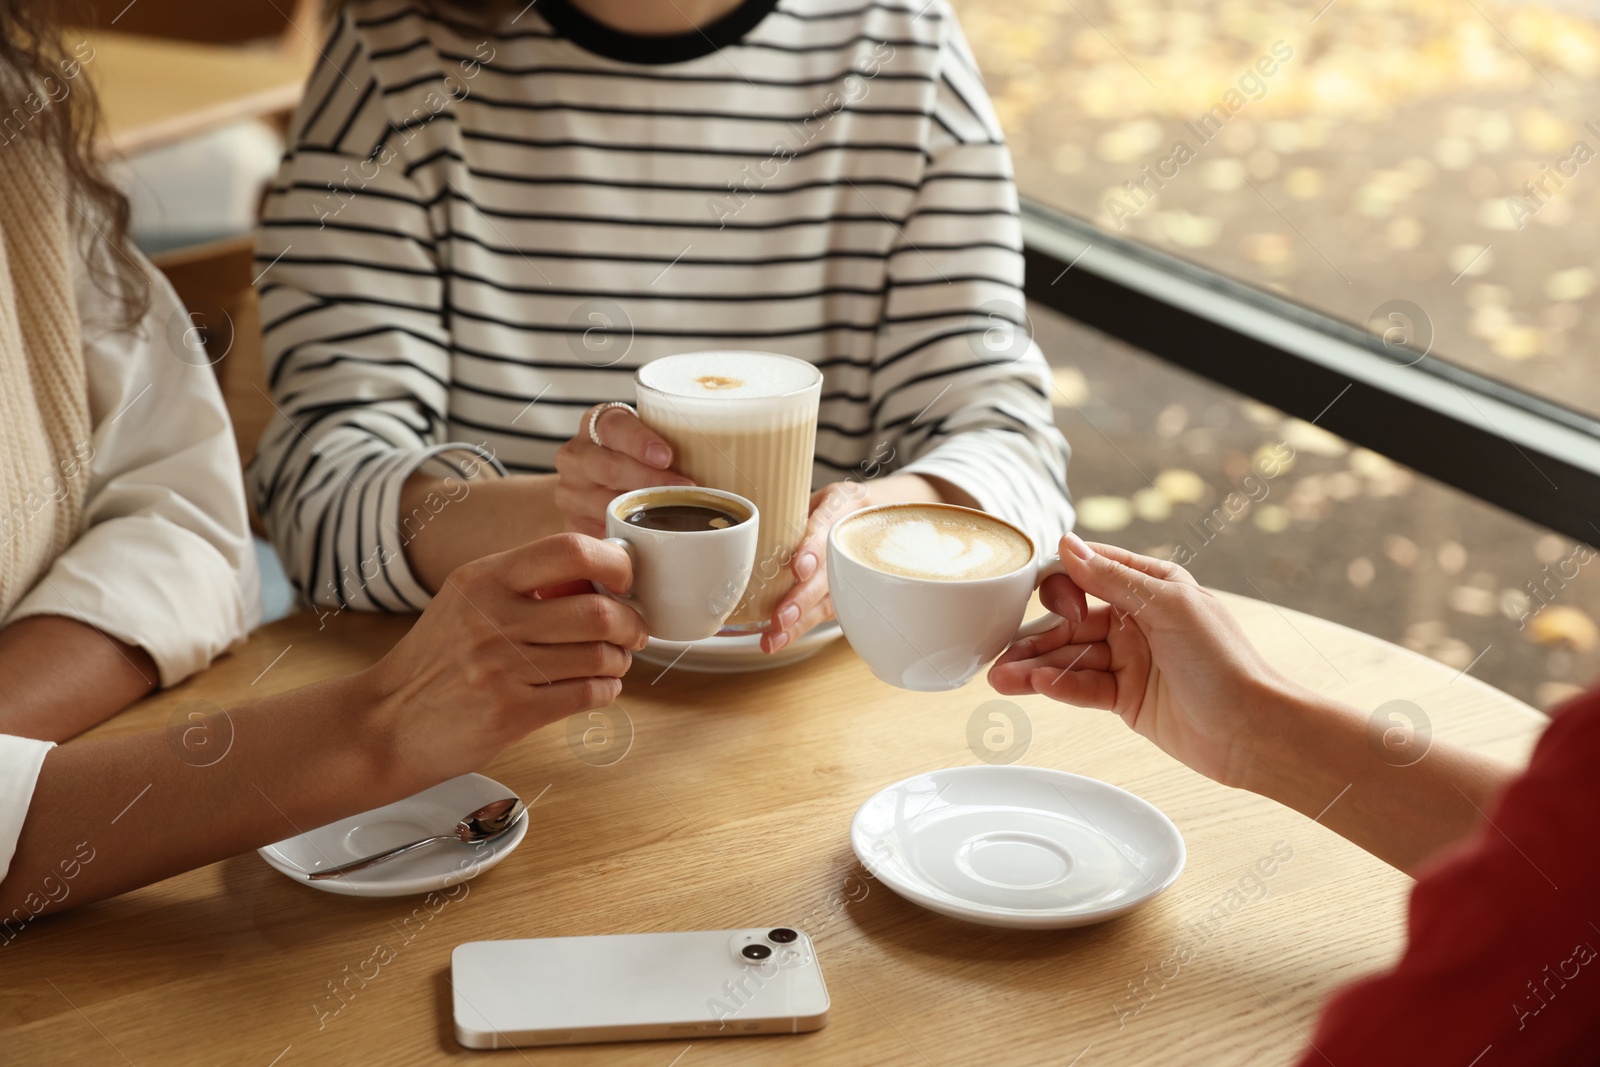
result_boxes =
[851,766,1185,929]
[634,620,843,675]
[259,774,528,898]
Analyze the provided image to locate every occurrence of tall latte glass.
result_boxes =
[636,351,822,631]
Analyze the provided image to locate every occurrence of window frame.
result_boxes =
[1020,199,1600,546]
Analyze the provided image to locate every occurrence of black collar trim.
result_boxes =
[535,0,782,65]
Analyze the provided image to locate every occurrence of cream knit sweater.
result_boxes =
[0,135,92,618]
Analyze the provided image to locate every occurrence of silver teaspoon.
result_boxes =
[307,796,526,881]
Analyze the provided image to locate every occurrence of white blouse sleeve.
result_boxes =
[1,244,261,685]
[0,735,53,884]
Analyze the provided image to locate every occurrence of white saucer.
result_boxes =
[851,766,1185,929]
[634,620,843,675]
[258,774,528,898]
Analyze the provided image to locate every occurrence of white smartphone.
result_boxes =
[451,926,830,1049]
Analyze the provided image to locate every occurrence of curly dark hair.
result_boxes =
[0,0,148,326]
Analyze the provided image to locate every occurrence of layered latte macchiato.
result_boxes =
[636,351,821,630]
[836,505,1034,581]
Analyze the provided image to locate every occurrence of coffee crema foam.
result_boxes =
[837,507,1033,581]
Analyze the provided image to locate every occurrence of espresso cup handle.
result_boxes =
[590,537,638,603]
[1013,554,1067,640]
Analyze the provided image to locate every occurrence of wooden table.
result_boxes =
[0,592,1545,1066]
[84,31,310,157]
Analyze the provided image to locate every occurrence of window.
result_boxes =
[954,0,1599,414]
[1031,303,1600,712]
[950,0,1600,703]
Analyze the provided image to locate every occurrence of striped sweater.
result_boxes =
[252,0,1074,611]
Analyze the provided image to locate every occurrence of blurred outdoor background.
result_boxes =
[947,0,1600,710]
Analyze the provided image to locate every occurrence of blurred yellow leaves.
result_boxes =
[1491,325,1543,361]
[1245,231,1294,270]
[1284,166,1323,199]
[1385,215,1424,250]
[1200,158,1246,191]
[1528,605,1600,651]
[1076,495,1136,530]
[1517,107,1576,153]
[1074,466,1225,530]
[1153,210,1222,247]
[1545,267,1595,302]
[1281,419,1348,457]
[1132,486,1173,521]
[1155,467,1208,503]
[1252,504,1292,532]
[956,0,1600,122]
[960,0,1597,400]
[1448,243,1494,277]
[1051,365,1091,406]
[1096,119,1166,163]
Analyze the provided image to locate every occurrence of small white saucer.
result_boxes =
[258,774,528,898]
[851,766,1185,929]
[634,620,843,675]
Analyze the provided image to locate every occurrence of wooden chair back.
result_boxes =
[79,0,323,58]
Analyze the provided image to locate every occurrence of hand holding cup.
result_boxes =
[555,403,694,537]
[987,535,1293,788]
[366,532,649,785]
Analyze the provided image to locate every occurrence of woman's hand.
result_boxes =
[760,474,965,653]
[554,404,693,536]
[988,535,1520,874]
[365,532,650,784]
[757,482,870,652]
[987,535,1293,788]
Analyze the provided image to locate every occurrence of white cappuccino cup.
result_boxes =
[827,503,1064,691]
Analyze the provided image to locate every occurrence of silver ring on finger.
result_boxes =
[588,402,638,449]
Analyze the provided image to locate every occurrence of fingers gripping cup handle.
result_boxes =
[1014,554,1067,641]
[595,487,761,642]
[591,538,639,604]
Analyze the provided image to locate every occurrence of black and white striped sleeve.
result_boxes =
[250,14,500,612]
[873,13,1074,550]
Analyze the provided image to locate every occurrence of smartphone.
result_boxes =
[451,926,830,1049]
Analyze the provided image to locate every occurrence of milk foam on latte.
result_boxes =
[637,350,818,406]
[837,505,1033,581]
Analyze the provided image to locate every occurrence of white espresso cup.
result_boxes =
[827,503,1064,691]
[595,486,760,642]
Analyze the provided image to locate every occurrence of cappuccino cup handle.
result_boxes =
[1013,554,1067,640]
[590,537,639,605]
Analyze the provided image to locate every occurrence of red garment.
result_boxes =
[1299,688,1600,1066]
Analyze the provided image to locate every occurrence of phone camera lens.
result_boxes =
[767,928,799,944]
[741,944,773,961]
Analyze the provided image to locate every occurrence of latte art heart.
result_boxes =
[836,505,1034,582]
[877,521,997,578]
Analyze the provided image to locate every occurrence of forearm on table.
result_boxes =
[0,616,159,742]
[1240,680,1516,875]
[0,669,410,917]
[400,472,562,594]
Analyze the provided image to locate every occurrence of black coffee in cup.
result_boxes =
[624,503,744,533]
